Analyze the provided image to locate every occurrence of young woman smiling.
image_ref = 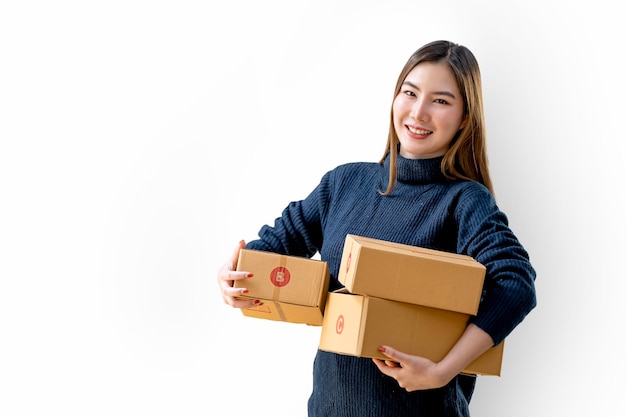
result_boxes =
[217,40,536,417]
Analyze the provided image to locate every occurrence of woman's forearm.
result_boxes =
[437,323,495,379]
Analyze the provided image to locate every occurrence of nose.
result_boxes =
[410,98,429,122]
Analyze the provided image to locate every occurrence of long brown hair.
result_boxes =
[379,40,494,195]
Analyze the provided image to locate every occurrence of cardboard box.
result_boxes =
[235,249,330,326]
[318,292,503,376]
[338,234,486,315]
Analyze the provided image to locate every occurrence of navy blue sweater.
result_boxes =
[246,154,537,416]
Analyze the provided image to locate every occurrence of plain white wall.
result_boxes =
[1,1,624,416]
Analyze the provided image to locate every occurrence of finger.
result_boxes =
[223,289,263,309]
[223,285,246,297]
[377,345,408,364]
[372,358,400,377]
[235,299,263,309]
[372,356,400,368]
[218,240,251,284]
[385,360,401,368]
[219,268,253,283]
[225,296,263,309]
[371,358,386,371]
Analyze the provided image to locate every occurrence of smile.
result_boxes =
[407,126,432,135]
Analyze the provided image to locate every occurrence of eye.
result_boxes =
[402,89,416,97]
[434,98,448,105]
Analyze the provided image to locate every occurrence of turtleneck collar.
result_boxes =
[383,153,447,184]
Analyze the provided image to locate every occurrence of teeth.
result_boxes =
[408,126,431,135]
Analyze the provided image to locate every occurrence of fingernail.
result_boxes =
[254,300,263,306]
[246,273,254,278]
[378,346,386,353]
[241,289,249,294]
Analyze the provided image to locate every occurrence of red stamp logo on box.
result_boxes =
[269,266,290,287]
[336,314,345,334]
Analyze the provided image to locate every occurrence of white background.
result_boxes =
[1,1,624,416]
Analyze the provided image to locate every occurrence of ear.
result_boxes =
[458,114,469,130]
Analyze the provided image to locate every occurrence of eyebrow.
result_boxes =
[402,81,457,99]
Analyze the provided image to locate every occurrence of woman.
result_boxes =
[217,40,537,416]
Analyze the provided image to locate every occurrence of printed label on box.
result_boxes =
[270,266,290,287]
[336,314,345,334]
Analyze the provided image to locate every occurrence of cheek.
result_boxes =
[393,115,406,136]
[441,110,465,132]
[392,99,405,127]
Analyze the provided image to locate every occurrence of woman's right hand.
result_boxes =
[217,240,262,309]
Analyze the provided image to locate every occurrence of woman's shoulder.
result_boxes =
[317,161,384,190]
[447,179,496,206]
[447,177,491,193]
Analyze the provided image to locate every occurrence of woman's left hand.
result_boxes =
[372,346,452,392]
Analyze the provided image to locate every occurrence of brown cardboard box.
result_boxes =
[318,291,503,376]
[235,249,330,326]
[338,234,486,315]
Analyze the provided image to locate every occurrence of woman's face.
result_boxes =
[393,61,466,159]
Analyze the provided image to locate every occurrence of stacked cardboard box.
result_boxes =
[318,234,504,376]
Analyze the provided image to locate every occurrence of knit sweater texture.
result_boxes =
[246,154,537,417]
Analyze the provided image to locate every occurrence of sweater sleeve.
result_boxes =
[455,185,537,346]
[245,171,330,258]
